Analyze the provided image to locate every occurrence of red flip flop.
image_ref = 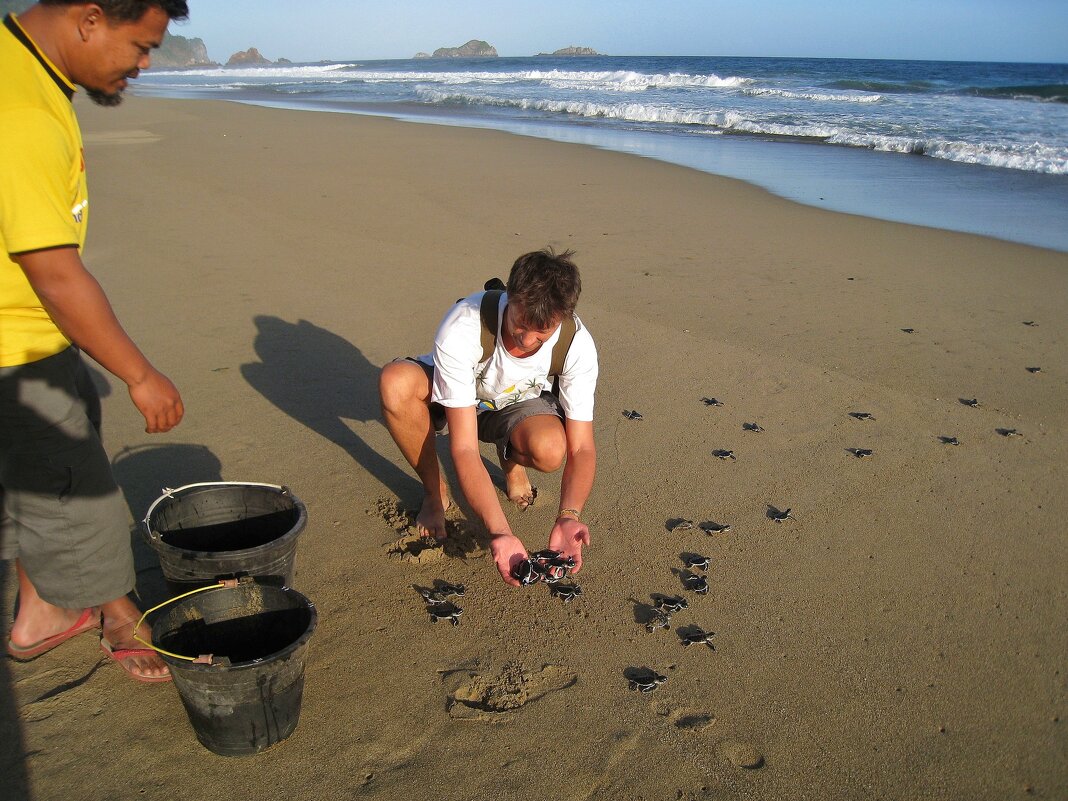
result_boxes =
[99,638,172,683]
[6,608,99,661]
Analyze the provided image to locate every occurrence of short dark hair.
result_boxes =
[506,248,581,328]
[39,0,189,22]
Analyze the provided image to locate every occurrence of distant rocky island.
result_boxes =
[153,32,213,67]
[536,46,601,56]
[415,40,498,59]
[227,47,271,66]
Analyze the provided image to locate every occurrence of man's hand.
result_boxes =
[490,533,528,587]
[549,517,591,573]
[128,368,184,432]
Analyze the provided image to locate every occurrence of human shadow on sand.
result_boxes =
[0,563,31,801]
[240,316,420,503]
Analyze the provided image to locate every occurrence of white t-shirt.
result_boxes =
[417,291,598,421]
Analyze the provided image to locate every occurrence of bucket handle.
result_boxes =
[132,579,243,665]
[141,481,290,533]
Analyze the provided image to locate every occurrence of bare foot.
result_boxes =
[415,491,451,541]
[100,598,170,682]
[503,463,537,510]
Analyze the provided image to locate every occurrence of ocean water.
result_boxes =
[136,55,1068,252]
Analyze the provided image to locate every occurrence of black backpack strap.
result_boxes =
[479,290,504,364]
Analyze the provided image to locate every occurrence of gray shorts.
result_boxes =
[0,347,135,607]
[408,359,564,463]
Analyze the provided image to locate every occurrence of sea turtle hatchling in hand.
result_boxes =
[428,602,462,626]
[628,668,668,693]
[680,628,716,649]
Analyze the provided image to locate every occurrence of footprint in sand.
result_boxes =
[442,662,577,721]
[718,739,765,769]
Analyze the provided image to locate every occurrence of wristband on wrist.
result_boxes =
[557,508,581,521]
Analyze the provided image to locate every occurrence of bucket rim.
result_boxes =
[141,481,307,558]
[151,582,318,671]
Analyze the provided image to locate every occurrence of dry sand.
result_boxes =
[2,96,1066,801]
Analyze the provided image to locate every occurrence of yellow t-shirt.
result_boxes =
[0,13,84,367]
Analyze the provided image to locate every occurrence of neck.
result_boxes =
[15,5,77,84]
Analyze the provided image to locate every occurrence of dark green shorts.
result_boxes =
[407,358,564,463]
[0,348,134,607]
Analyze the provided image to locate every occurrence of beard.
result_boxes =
[86,87,124,107]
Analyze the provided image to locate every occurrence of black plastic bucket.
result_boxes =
[142,483,306,592]
[151,580,317,756]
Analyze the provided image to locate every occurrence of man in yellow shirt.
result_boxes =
[1,1,187,682]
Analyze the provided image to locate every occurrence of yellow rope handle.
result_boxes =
[131,581,234,662]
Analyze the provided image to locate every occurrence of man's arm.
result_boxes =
[15,246,183,433]
[445,405,526,586]
[548,418,596,571]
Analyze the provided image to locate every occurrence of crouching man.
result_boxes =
[379,249,598,586]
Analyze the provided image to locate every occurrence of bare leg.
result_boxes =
[379,361,450,539]
[501,415,566,510]
[8,560,97,650]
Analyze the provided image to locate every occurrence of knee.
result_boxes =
[379,361,422,412]
[526,427,567,472]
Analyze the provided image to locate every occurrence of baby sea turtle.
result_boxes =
[769,507,794,523]
[742,422,765,433]
[699,521,731,535]
[700,397,724,407]
[645,611,672,633]
[680,629,716,649]
[938,436,961,446]
[682,554,710,571]
[628,668,668,693]
[622,410,644,421]
[512,559,541,586]
[435,581,466,597]
[418,588,452,606]
[548,582,583,603]
[1026,366,1042,374]
[995,428,1021,437]
[428,602,462,626]
[960,398,980,408]
[712,449,736,460]
[847,448,874,458]
[667,518,696,532]
[530,549,576,583]
[654,595,689,614]
[848,412,876,421]
[901,328,916,334]
[1022,321,1038,327]
[683,574,709,595]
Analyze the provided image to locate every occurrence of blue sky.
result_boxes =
[169,1,1068,64]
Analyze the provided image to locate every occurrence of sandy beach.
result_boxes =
[3,95,1066,800]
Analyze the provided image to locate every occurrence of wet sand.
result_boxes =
[2,96,1066,801]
